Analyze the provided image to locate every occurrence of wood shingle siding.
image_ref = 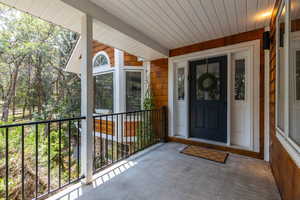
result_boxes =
[92,40,115,67]
[124,52,143,66]
[269,1,300,199]
[150,59,168,109]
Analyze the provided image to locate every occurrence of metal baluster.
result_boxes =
[21,125,25,200]
[77,120,80,179]
[111,115,114,163]
[129,113,132,155]
[58,121,62,188]
[93,117,96,170]
[5,127,9,200]
[132,112,136,153]
[106,115,108,165]
[143,111,147,148]
[125,114,127,158]
[121,114,124,159]
[35,124,39,198]
[47,122,51,193]
[100,116,102,168]
[68,120,71,183]
[116,115,119,161]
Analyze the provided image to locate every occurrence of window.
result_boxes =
[177,68,185,100]
[276,3,286,131]
[94,73,114,114]
[276,0,300,153]
[234,59,246,100]
[196,62,221,101]
[296,51,300,101]
[93,52,109,68]
[289,0,300,146]
[126,71,142,112]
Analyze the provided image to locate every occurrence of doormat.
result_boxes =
[181,145,229,164]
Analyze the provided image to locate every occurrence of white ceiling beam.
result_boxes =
[61,0,169,57]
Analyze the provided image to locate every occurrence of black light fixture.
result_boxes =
[263,31,270,50]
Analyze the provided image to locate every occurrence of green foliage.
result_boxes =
[0,120,80,199]
[0,3,81,199]
[0,3,81,122]
[143,86,155,110]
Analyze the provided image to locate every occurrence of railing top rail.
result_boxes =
[93,108,163,118]
[0,116,86,128]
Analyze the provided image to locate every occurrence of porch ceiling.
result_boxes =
[1,0,276,60]
[91,0,276,50]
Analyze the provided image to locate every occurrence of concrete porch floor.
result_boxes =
[49,143,280,200]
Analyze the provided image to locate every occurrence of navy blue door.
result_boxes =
[189,56,227,143]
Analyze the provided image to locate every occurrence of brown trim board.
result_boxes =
[168,136,262,159]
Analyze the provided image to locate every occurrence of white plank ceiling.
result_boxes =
[1,0,276,59]
[91,0,276,49]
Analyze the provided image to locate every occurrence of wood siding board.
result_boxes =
[150,58,168,108]
[269,0,300,199]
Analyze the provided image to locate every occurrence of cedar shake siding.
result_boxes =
[269,0,300,199]
[124,52,143,66]
[92,40,115,67]
[92,40,143,67]
[150,58,168,108]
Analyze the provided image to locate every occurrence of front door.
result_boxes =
[189,56,227,143]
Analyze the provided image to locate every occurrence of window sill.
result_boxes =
[276,131,300,168]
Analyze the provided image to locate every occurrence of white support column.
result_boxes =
[80,14,94,184]
[114,49,125,113]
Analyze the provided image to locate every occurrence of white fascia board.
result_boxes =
[65,37,82,74]
[61,0,169,57]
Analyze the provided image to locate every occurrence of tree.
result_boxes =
[0,4,80,122]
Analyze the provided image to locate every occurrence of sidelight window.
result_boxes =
[234,59,246,100]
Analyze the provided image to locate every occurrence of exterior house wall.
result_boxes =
[92,40,143,67]
[269,0,300,199]
[150,59,168,108]
[151,29,265,159]
[124,52,143,66]
[92,41,144,137]
[92,40,115,66]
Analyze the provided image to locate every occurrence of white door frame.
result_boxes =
[168,40,260,152]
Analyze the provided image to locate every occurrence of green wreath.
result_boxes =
[197,73,217,92]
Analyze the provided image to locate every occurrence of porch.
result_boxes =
[47,142,280,200]
[1,0,300,199]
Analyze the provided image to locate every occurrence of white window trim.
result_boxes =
[93,51,111,68]
[168,40,260,153]
[275,0,288,135]
[124,69,145,112]
[176,67,185,101]
[275,0,300,167]
[93,71,115,114]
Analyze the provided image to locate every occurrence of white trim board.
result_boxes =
[168,39,261,153]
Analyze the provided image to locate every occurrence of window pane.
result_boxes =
[126,72,142,112]
[277,5,286,131]
[94,73,114,113]
[289,0,300,145]
[296,51,300,101]
[196,62,220,100]
[177,68,185,100]
[93,54,108,67]
[235,59,246,100]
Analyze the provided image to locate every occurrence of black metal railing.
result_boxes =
[0,107,168,199]
[0,117,85,200]
[93,107,168,173]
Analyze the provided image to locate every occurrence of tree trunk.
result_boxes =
[1,65,20,122]
[12,96,16,121]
